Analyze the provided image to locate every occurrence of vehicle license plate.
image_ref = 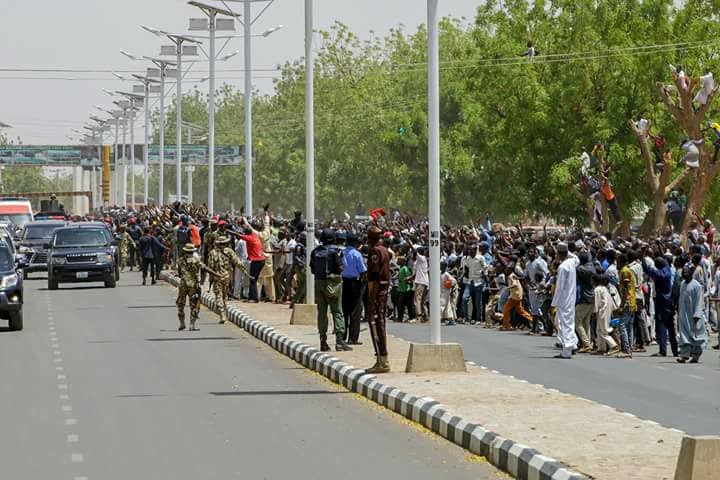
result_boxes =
[76,272,89,279]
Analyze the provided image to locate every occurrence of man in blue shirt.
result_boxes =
[342,233,367,345]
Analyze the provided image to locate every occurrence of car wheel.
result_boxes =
[105,274,117,289]
[9,309,23,331]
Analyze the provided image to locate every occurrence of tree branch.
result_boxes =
[665,167,693,195]
[656,82,684,123]
[628,119,659,192]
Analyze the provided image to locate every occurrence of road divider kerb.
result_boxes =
[160,272,588,480]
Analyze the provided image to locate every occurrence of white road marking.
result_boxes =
[53,351,62,356]
[55,366,64,371]
[688,374,704,380]
[52,343,60,348]
[71,453,84,463]
[57,375,66,380]
[65,418,77,425]
[58,384,68,390]
[54,358,63,363]
[655,366,667,370]
[74,477,88,480]
[48,321,55,325]
[59,394,69,400]
[67,434,79,443]
[62,405,73,412]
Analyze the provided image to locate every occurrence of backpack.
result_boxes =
[176,225,190,246]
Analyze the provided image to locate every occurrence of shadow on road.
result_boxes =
[146,336,237,342]
[210,390,348,397]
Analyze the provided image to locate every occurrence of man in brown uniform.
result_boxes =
[365,226,391,374]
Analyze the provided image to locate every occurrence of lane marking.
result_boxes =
[65,418,77,425]
[56,366,64,371]
[58,384,68,390]
[74,477,89,480]
[688,374,704,380]
[71,454,84,463]
[62,405,73,412]
[655,366,667,370]
[53,351,62,356]
[57,374,66,380]
[54,358,63,363]
[52,343,60,348]
[67,434,79,443]
[59,394,69,400]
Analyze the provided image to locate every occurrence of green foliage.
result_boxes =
[148,0,720,223]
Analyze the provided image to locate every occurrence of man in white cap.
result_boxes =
[551,242,580,359]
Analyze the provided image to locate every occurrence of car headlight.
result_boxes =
[0,274,18,289]
[52,257,67,265]
[18,246,33,254]
[97,253,113,264]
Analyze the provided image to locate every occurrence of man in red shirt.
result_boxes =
[234,220,265,302]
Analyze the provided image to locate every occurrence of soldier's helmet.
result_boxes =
[182,243,196,253]
[215,236,230,246]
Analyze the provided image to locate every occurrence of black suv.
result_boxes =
[0,242,23,330]
[47,225,118,290]
[18,220,67,278]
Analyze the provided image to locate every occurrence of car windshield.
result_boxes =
[0,247,13,271]
[54,229,107,248]
[0,214,32,228]
[23,224,63,240]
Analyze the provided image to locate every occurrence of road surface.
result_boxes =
[0,274,504,480]
[390,321,720,436]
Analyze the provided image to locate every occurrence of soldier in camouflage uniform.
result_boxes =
[201,217,219,284]
[207,236,248,324]
[117,224,136,272]
[176,243,218,331]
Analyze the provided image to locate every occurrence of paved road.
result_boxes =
[0,275,504,480]
[389,322,720,436]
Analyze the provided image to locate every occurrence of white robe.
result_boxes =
[552,256,580,356]
[694,72,714,105]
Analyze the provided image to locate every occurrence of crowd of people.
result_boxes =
[91,201,719,372]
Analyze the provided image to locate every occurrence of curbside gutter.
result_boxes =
[161,272,588,480]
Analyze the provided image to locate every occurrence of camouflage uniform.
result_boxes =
[207,238,247,323]
[117,229,136,272]
[176,250,205,330]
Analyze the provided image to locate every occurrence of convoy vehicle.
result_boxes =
[0,198,34,229]
[0,242,23,330]
[47,224,118,290]
[17,220,67,278]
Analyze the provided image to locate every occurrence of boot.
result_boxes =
[365,356,391,374]
[178,320,186,331]
[335,339,353,352]
[320,336,331,352]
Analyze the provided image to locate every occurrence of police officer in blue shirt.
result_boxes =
[342,233,367,345]
[310,229,353,352]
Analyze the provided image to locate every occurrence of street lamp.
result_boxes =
[132,74,161,206]
[95,105,124,206]
[305,0,315,306]
[188,0,238,215]
[217,0,281,217]
[107,95,133,207]
[115,91,145,210]
[121,51,178,206]
[143,25,201,204]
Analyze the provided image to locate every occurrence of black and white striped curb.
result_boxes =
[161,272,588,480]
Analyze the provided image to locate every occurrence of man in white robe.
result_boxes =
[551,243,580,359]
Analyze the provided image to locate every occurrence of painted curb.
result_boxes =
[161,272,588,480]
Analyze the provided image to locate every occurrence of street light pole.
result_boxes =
[159,67,167,206]
[244,0,253,217]
[143,81,150,206]
[427,0,441,345]
[208,11,217,213]
[130,105,136,210]
[305,0,315,305]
